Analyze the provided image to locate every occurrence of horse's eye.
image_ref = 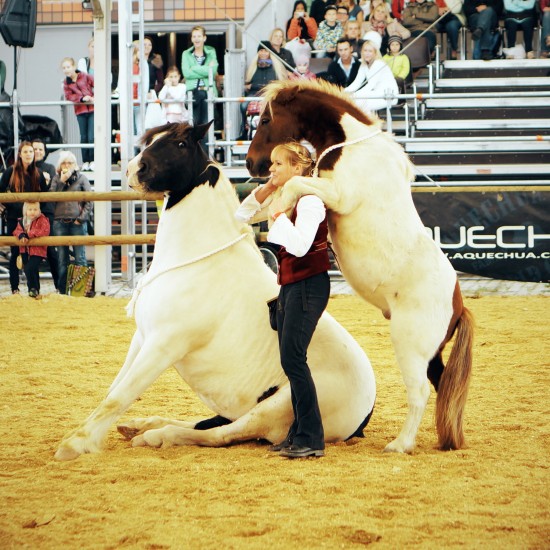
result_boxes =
[260,118,270,125]
[178,141,187,148]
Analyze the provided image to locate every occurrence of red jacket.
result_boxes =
[287,16,318,40]
[64,71,94,115]
[13,214,50,258]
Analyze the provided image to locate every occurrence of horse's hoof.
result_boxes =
[383,439,412,454]
[117,425,139,440]
[54,444,81,461]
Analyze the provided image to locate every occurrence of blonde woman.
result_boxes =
[346,31,398,112]
[362,1,410,53]
[235,142,330,459]
[267,27,296,70]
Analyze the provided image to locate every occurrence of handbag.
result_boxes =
[267,297,278,331]
[66,264,95,297]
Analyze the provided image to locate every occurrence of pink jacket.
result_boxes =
[13,213,50,258]
[63,71,95,116]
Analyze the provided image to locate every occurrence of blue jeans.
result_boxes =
[276,272,330,450]
[469,7,498,54]
[437,13,463,52]
[76,112,94,163]
[54,219,88,294]
[543,11,550,53]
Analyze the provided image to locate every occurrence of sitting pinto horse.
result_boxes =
[246,80,474,454]
[55,122,376,461]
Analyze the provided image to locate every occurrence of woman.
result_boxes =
[503,0,537,58]
[61,56,95,171]
[267,27,296,72]
[543,0,550,58]
[238,43,288,139]
[77,37,95,75]
[143,35,164,93]
[235,142,330,459]
[346,32,398,112]
[362,1,410,55]
[49,151,93,294]
[286,0,318,41]
[340,0,365,24]
[0,141,48,294]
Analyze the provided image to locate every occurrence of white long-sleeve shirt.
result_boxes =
[345,59,398,112]
[235,186,326,258]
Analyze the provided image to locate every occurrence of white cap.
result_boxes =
[362,30,382,51]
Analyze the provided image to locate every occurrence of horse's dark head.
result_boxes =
[128,121,219,209]
[246,80,373,177]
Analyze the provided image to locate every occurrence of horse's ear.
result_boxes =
[191,120,214,142]
[206,164,220,187]
[274,86,300,106]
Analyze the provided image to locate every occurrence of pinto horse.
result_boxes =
[246,80,474,453]
[54,122,376,460]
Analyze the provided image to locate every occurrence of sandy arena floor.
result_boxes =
[0,291,548,549]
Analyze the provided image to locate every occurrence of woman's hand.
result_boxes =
[60,168,73,183]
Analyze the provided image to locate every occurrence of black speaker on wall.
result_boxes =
[0,0,37,48]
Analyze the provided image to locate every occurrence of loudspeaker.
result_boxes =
[0,0,37,48]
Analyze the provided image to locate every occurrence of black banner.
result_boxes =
[413,191,550,283]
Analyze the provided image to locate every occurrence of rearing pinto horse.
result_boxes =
[246,80,474,453]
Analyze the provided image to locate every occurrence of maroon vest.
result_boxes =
[277,204,331,286]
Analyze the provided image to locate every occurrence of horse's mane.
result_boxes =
[261,80,378,126]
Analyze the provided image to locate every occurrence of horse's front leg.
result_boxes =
[54,338,183,461]
[279,176,342,213]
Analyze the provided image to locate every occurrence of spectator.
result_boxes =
[158,66,189,123]
[383,35,411,89]
[339,0,365,24]
[50,151,92,295]
[435,0,465,59]
[32,139,59,290]
[401,0,439,56]
[310,0,332,24]
[0,141,48,294]
[13,201,50,299]
[314,4,345,57]
[238,43,287,139]
[363,1,411,55]
[77,37,95,75]
[343,19,364,56]
[181,26,219,129]
[235,142,330,459]
[287,1,319,41]
[143,35,164,94]
[542,0,550,58]
[503,0,537,58]
[326,37,362,85]
[391,0,407,20]
[337,5,351,26]
[345,31,398,112]
[289,54,318,80]
[463,0,503,60]
[267,27,296,72]
[61,56,95,171]
[131,41,143,138]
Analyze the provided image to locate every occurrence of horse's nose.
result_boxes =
[245,157,252,174]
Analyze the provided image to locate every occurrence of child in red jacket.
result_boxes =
[13,201,50,298]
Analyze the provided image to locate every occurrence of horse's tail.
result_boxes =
[436,306,474,450]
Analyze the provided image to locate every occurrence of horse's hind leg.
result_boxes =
[131,387,293,449]
[117,415,231,440]
[384,310,446,454]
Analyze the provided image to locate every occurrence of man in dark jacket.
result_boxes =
[325,38,361,87]
[463,0,504,60]
[310,0,331,24]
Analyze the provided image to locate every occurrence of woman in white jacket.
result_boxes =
[345,31,398,113]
